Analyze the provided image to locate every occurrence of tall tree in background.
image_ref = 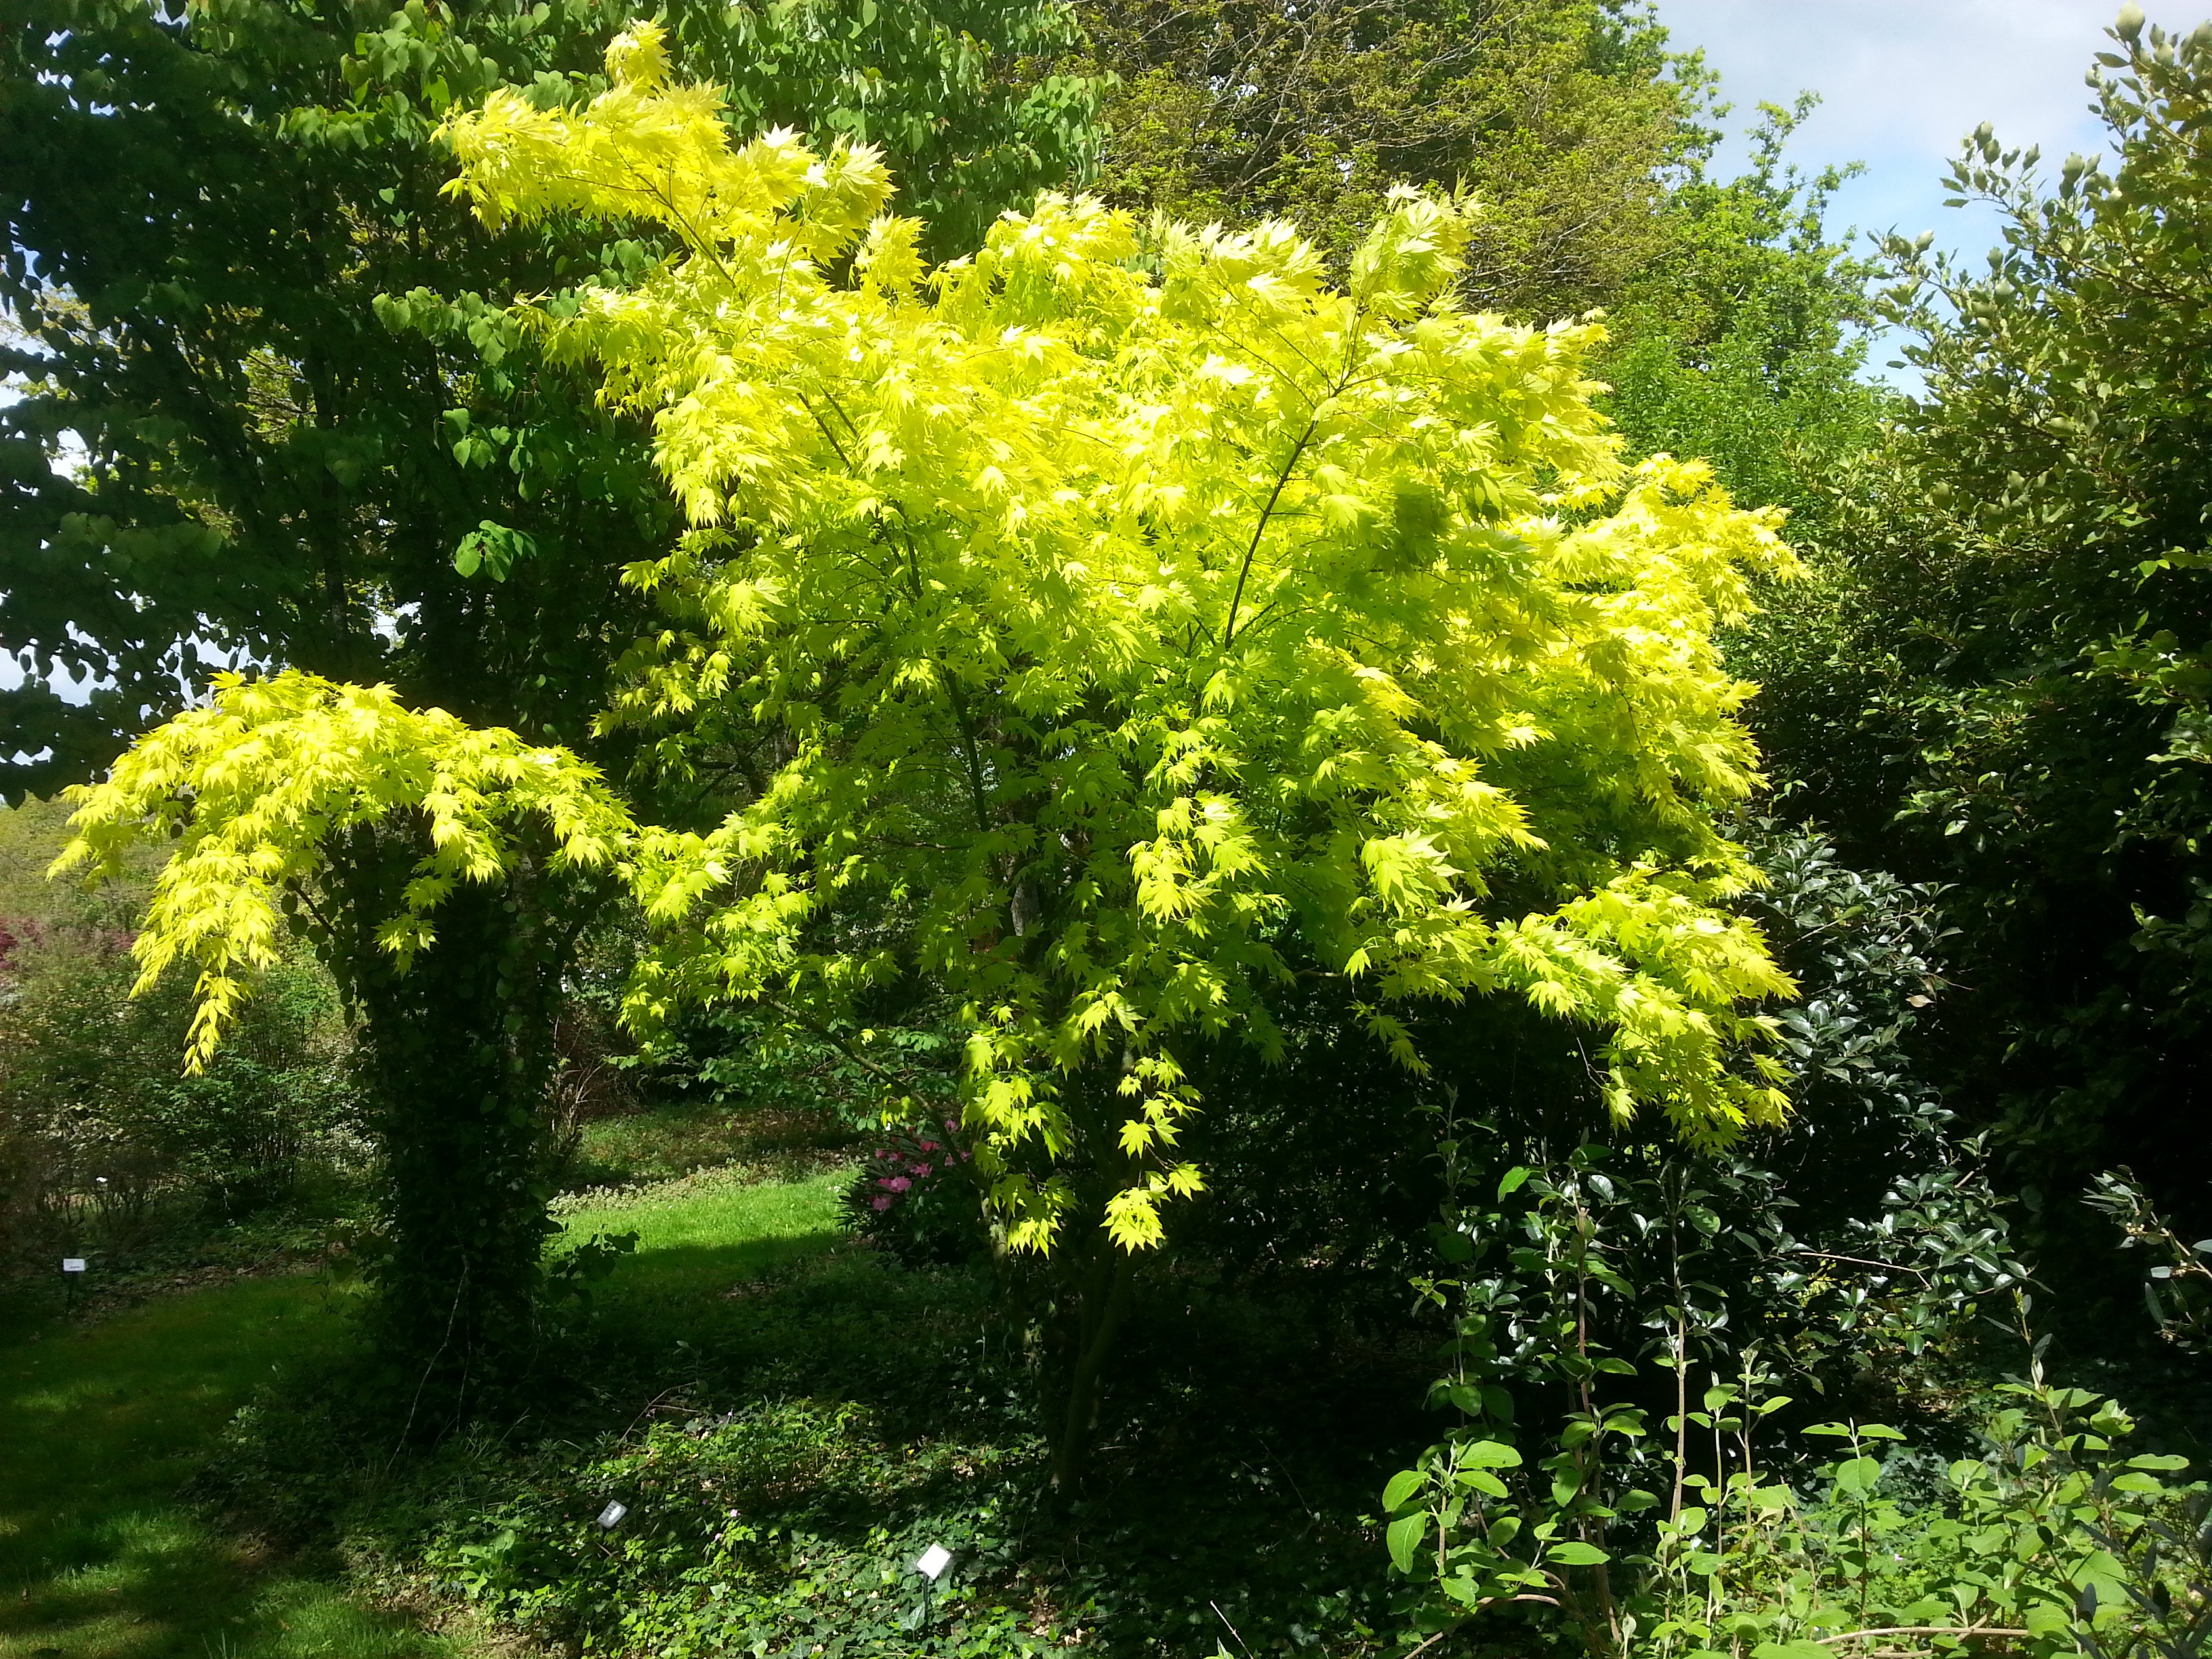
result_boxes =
[3,0,1099,1407]
[1071,0,1706,319]
[2,0,1097,793]
[1067,3,1887,583]
[1601,96,1883,548]
[1746,10,2212,1263]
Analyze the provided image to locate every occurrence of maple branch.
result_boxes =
[1221,416,1318,648]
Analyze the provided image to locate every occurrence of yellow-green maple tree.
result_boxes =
[65,23,1798,1267]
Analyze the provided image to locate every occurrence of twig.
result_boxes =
[387,1262,469,1475]
[760,995,945,1103]
[1221,415,1320,647]
[1793,1248,1932,1283]
[1398,1595,1563,1659]
[1209,1601,1252,1658]
[1814,1626,2032,1645]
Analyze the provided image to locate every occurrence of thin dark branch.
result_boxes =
[1221,416,1319,647]
[761,994,947,1103]
[1792,1248,1932,1284]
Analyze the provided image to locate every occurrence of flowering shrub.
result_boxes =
[842,1122,985,1265]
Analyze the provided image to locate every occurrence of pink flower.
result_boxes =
[870,1195,893,1212]
[884,1176,912,1193]
[908,1162,933,1178]
[917,1141,940,1154]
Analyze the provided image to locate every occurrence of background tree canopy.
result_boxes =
[1070,0,1704,319]
[1738,14,2212,1274]
[0,0,1100,796]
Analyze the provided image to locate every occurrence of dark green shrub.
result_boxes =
[0,867,360,1273]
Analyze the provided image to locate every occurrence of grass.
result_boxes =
[0,1156,856,1659]
[0,1273,452,1659]
[558,1164,848,1324]
[561,1163,846,1251]
[564,1100,859,1193]
[1,1149,1414,1658]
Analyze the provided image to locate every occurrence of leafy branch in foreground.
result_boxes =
[2087,1168,2212,1354]
[52,672,636,1072]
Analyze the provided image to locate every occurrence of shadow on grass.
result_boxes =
[558,1168,859,1355]
[567,1231,859,1387]
[0,1276,451,1659]
[562,1101,862,1193]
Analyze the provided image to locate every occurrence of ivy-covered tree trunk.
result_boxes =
[334,834,566,1425]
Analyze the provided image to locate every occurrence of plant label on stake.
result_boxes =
[911,1544,951,1630]
[61,1259,85,1273]
[595,1500,627,1530]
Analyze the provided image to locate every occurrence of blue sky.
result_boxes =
[1658,1,2134,287]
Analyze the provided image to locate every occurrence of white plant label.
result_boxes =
[916,1544,952,1580]
[61,1259,86,1273]
[595,1500,628,1529]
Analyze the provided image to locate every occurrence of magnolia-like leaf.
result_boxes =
[1545,1541,1610,1566]
[1834,1456,1883,1496]
[1387,1511,1429,1574]
[1381,1469,1426,1511]
[1459,1440,1523,1469]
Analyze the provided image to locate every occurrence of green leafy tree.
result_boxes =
[1602,97,1885,548]
[5,0,1098,1400]
[3,0,1097,784]
[66,24,1799,1475]
[1069,0,1707,319]
[1747,8,2212,1255]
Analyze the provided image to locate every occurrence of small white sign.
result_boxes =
[915,1543,952,1580]
[61,1258,86,1273]
[595,1500,628,1530]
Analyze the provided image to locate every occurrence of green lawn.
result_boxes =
[560,1165,846,1296]
[1,1168,849,1659]
[0,1274,447,1659]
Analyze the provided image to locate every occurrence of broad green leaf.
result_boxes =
[1546,1540,1610,1566]
[1387,1511,1428,1574]
[1834,1456,1883,1496]
[1382,1470,1425,1511]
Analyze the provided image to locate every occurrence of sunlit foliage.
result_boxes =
[71,22,1797,1258]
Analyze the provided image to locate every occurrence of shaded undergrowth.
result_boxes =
[219,1166,1431,1658]
[7,1138,1438,1659]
